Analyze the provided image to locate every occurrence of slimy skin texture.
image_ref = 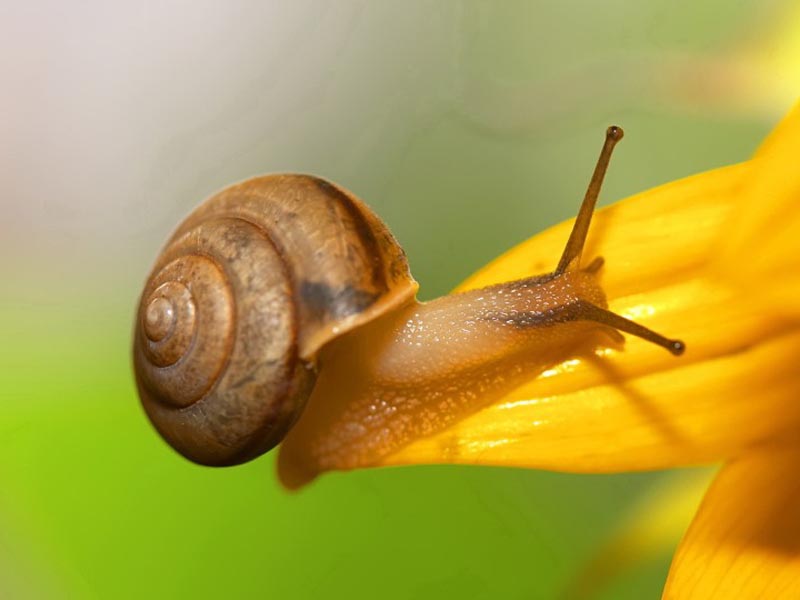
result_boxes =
[278,269,612,488]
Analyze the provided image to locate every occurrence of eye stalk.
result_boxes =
[556,125,623,274]
[551,125,686,356]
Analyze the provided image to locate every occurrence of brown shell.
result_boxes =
[133,174,418,466]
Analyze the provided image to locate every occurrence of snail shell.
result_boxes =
[133,175,418,466]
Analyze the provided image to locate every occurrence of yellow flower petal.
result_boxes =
[379,105,800,473]
[382,330,800,472]
[717,100,800,313]
[663,445,800,599]
[382,167,800,471]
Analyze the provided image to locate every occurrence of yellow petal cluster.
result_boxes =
[380,105,800,472]
[383,102,800,598]
[659,103,800,599]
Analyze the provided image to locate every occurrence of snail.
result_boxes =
[133,126,684,487]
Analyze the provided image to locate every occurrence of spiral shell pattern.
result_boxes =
[133,175,417,466]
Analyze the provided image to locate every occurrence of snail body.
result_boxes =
[133,127,684,485]
[276,265,612,488]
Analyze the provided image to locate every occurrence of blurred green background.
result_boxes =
[1,1,796,598]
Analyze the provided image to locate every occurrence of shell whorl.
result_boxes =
[133,175,417,466]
